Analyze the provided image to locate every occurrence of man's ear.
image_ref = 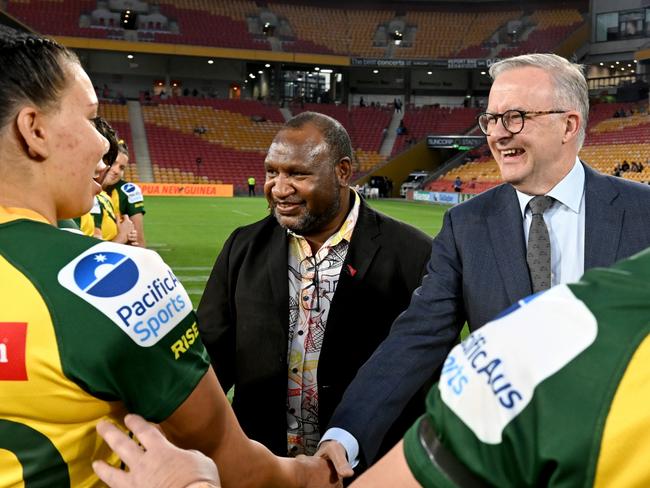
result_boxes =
[16,106,49,160]
[336,157,353,186]
[562,111,581,144]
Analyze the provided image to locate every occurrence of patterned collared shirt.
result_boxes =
[285,190,361,455]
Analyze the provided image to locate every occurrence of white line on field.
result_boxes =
[174,266,213,271]
[177,276,209,282]
[231,209,251,216]
[186,288,206,295]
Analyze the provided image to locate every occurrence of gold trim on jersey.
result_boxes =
[593,334,650,487]
[0,206,49,225]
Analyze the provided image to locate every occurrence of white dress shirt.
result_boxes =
[516,157,585,286]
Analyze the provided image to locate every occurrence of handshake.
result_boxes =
[93,415,393,488]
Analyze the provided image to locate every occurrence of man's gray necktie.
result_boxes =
[526,196,554,293]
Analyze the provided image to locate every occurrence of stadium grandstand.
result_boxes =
[2,0,648,196]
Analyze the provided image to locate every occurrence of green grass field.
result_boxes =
[145,196,448,307]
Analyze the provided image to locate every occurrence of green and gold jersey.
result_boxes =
[91,192,119,241]
[0,206,209,487]
[72,213,95,237]
[107,180,145,219]
[404,248,650,488]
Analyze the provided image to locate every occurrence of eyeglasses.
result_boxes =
[477,109,568,136]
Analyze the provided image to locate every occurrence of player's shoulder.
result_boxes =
[56,240,190,347]
[118,180,144,199]
[439,285,598,442]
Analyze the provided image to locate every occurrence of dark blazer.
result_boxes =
[328,163,650,465]
[197,197,433,456]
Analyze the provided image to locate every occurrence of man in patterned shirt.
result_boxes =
[198,112,433,459]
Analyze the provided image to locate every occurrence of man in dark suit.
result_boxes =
[318,53,650,477]
[197,112,432,458]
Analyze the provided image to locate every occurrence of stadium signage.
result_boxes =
[413,191,459,204]
[427,135,485,149]
[351,58,499,69]
[138,183,233,197]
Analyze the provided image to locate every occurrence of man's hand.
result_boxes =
[93,414,220,488]
[290,454,344,488]
[315,441,355,479]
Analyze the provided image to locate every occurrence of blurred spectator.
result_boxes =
[453,176,462,193]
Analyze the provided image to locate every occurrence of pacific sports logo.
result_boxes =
[121,182,144,203]
[57,242,191,347]
[73,252,139,297]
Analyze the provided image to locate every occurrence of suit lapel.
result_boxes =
[342,200,380,283]
[486,185,532,303]
[268,221,290,329]
[583,163,623,269]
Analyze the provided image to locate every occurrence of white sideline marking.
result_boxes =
[231,209,251,216]
[177,275,209,282]
[186,288,206,295]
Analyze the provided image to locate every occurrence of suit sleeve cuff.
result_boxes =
[319,428,360,468]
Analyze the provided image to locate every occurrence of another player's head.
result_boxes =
[102,139,129,188]
[480,53,587,195]
[264,111,353,241]
[0,26,109,222]
[92,117,127,189]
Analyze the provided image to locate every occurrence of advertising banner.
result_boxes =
[138,183,234,197]
[413,191,460,205]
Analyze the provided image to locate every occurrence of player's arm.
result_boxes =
[129,213,146,247]
[350,441,419,488]
[160,367,340,488]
